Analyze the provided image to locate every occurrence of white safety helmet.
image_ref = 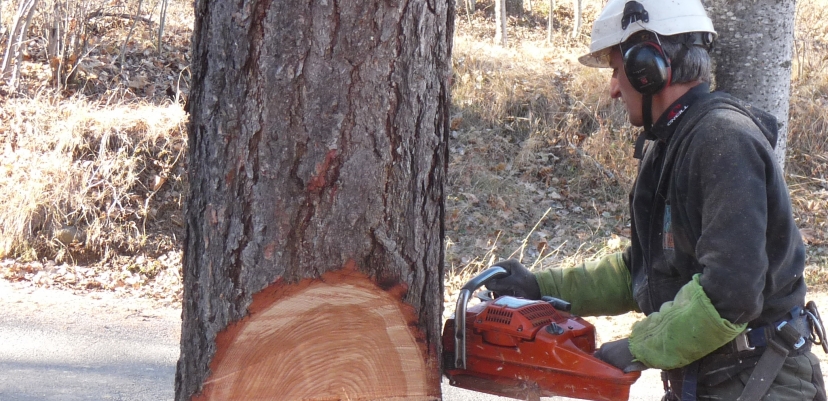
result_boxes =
[579,0,717,68]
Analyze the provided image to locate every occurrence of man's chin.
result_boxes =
[623,110,643,127]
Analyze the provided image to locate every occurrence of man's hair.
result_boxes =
[661,35,713,84]
[621,30,714,85]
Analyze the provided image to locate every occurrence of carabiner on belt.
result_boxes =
[805,300,828,354]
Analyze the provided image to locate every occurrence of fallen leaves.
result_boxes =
[487,194,507,210]
[802,228,819,244]
[1,251,183,307]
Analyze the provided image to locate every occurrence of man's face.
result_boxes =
[609,48,644,126]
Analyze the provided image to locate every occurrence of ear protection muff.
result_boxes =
[623,41,671,95]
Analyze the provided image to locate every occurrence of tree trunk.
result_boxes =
[175,1,454,400]
[495,0,507,46]
[547,0,555,43]
[571,0,581,39]
[706,0,795,169]
[465,0,476,16]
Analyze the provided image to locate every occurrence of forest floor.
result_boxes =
[0,0,827,356]
[0,1,827,400]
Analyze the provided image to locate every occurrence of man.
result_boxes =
[486,0,827,400]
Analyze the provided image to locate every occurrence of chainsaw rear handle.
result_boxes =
[454,265,509,370]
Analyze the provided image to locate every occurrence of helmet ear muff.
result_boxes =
[623,41,671,95]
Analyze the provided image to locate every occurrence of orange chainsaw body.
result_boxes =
[443,295,640,401]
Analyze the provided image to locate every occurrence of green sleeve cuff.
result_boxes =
[534,252,638,316]
[629,274,747,370]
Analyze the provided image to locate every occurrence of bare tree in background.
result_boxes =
[175,0,454,400]
[706,0,796,168]
[1,0,39,87]
[460,0,475,24]
[547,0,555,43]
[495,0,507,46]
[571,0,581,38]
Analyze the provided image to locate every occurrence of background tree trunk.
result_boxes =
[571,0,581,39]
[706,0,796,169]
[495,0,507,46]
[547,0,555,43]
[175,1,453,400]
[465,0,475,16]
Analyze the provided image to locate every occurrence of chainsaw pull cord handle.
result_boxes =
[454,265,509,370]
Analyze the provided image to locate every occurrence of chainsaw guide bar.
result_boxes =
[442,266,641,401]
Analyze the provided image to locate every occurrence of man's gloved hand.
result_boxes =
[485,259,541,300]
[594,338,647,373]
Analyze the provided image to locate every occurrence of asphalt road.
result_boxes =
[0,279,664,401]
[0,280,179,401]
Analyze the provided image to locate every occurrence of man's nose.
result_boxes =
[610,77,621,99]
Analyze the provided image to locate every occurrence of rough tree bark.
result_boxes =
[175,1,454,400]
[705,0,795,168]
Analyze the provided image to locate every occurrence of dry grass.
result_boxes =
[0,0,826,305]
[0,0,192,277]
[444,0,634,309]
[0,96,187,263]
[444,0,828,303]
[789,0,828,286]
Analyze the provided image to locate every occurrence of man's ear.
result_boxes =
[623,41,671,95]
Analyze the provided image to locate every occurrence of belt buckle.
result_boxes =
[777,320,807,349]
[735,328,755,352]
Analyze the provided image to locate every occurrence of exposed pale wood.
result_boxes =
[194,266,438,401]
[176,1,452,399]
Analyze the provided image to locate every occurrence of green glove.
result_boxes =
[629,274,747,370]
[534,252,638,317]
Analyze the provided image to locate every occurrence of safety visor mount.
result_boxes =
[621,1,648,30]
[578,0,717,68]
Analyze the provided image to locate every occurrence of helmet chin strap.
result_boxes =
[633,94,654,159]
[642,94,653,132]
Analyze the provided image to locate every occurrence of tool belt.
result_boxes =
[661,301,828,401]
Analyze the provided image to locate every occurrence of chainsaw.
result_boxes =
[442,266,641,401]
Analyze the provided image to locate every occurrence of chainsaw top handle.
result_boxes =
[454,265,509,370]
[460,265,509,293]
